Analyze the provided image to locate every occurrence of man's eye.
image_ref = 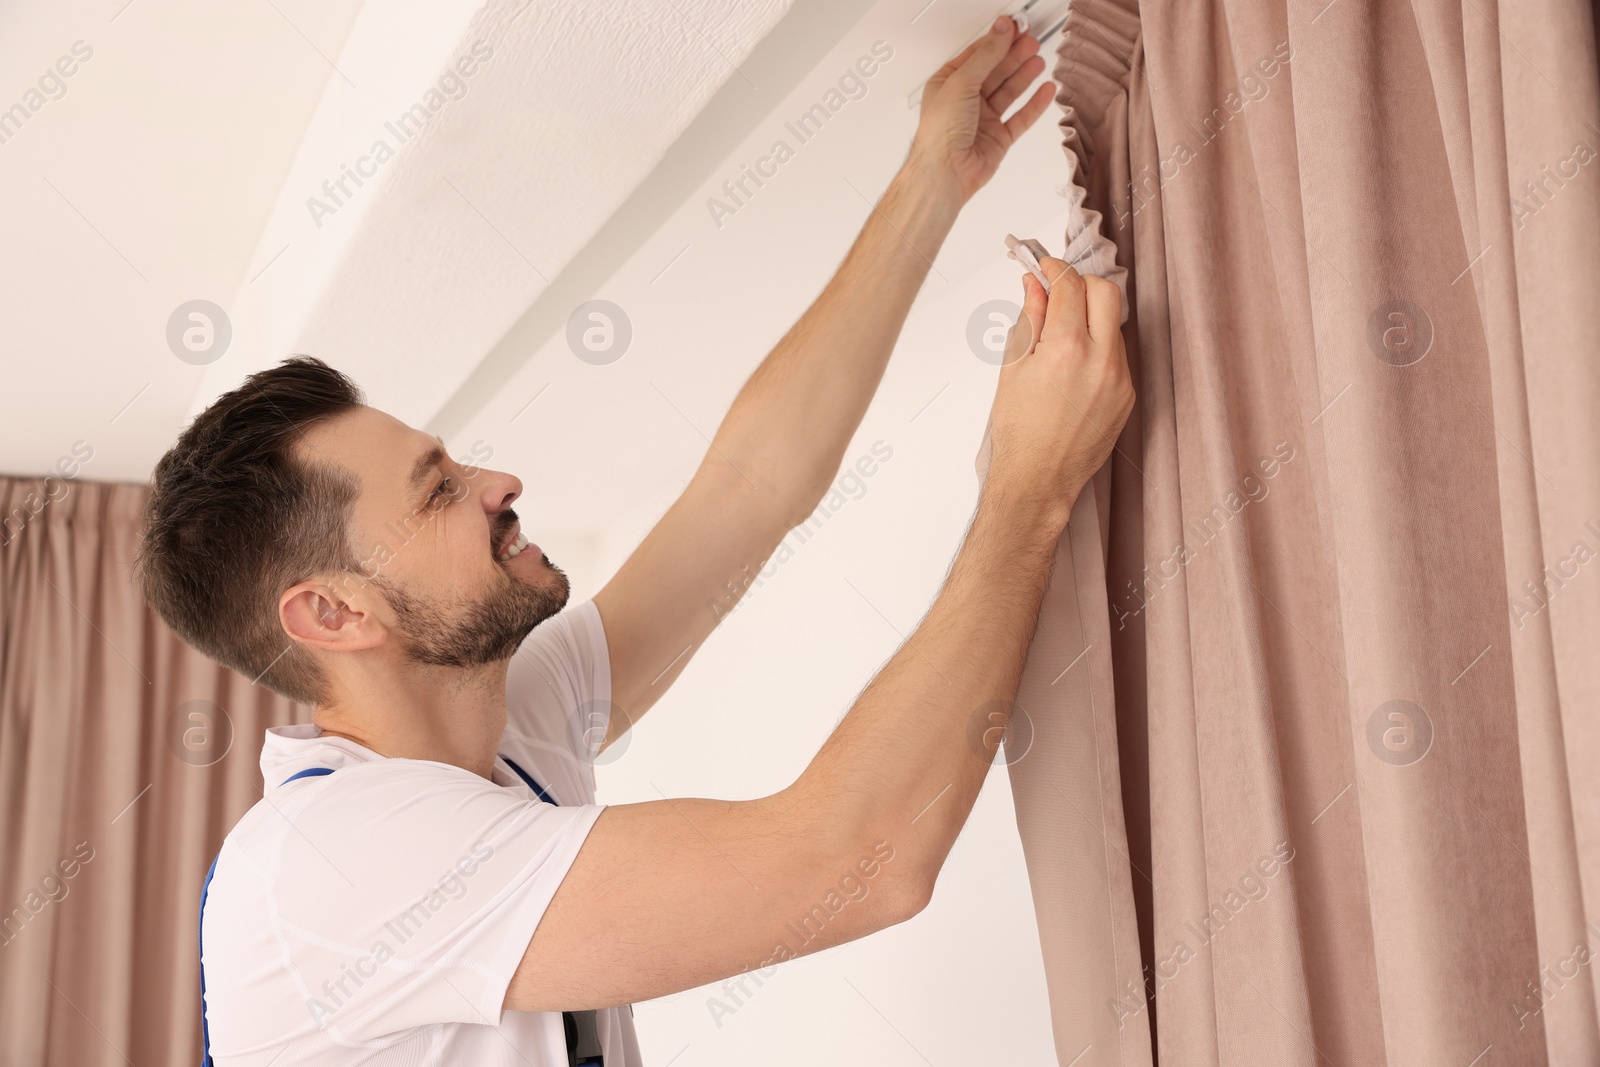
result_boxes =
[429,478,452,505]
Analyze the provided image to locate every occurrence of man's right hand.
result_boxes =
[986,255,1134,513]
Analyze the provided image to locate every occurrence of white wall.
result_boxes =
[550,204,1083,1065]
[566,449,1058,1065]
[460,1,1088,1057]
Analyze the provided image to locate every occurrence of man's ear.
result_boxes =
[280,578,387,653]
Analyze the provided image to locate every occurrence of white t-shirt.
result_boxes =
[201,599,642,1065]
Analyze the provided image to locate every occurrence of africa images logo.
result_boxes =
[706,41,895,229]
[305,40,494,229]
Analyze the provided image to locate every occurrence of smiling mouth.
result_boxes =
[498,531,531,561]
[495,518,532,562]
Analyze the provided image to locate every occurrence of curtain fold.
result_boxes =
[991,0,1600,1063]
[0,476,310,1065]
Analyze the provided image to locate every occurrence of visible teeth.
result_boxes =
[499,531,530,561]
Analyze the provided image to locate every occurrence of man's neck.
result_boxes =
[312,659,512,780]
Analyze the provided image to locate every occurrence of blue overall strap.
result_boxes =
[501,754,559,806]
[281,766,337,785]
[199,853,220,1067]
[200,766,337,1066]
[496,756,604,1065]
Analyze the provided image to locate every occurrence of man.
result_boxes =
[141,16,1133,1064]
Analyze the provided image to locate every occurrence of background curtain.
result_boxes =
[983,0,1600,1063]
[0,476,310,1065]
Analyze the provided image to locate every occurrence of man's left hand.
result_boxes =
[906,16,1055,204]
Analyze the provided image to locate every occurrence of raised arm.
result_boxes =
[590,17,1055,744]
[507,257,1134,1011]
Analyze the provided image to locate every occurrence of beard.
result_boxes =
[371,514,570,668]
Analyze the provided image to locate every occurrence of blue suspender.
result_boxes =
[500,757,604,1064]
[279,767,337,786]
[500,754,559,806]
[198,759,560,1065]
[198,853,220,1066]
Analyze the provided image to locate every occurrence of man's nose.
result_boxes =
[480,469,522,513]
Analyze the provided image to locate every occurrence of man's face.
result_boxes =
[299,405,569,668]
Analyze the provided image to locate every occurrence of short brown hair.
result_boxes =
[138,356,363,704]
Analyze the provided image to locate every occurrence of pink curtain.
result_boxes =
[0,476,310,1065]
[984,0,1600,1063]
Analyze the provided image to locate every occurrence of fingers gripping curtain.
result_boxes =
[974,0,1600,1063]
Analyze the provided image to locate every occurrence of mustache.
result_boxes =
[489,508,519,554]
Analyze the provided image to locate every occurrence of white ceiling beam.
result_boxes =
[428,0,876,438]
[191,0,796,429]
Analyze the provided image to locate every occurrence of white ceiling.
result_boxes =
[434,0,1085,538]
[0,0,1075,542]
[0,0,367,483]
[187,0,803,431]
